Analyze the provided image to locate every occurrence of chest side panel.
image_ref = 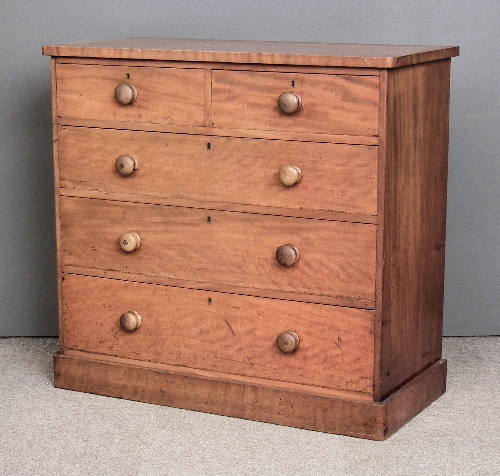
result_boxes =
[377,60,451,398]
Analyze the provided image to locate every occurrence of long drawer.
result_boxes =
[57,126,378,217]
[211,70,379,136]
[61,274,375,395]
[55,63,205,126]
[59,196,377,304]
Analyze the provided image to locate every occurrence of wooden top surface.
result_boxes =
[42,38,459,68]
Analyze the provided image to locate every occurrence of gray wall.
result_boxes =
[1,1,498,336]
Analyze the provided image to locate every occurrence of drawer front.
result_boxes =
[60,197,377,303]
[212,70,379,136]
[55,63,205,126]
[58,126,378,216]
[61,274,375,395]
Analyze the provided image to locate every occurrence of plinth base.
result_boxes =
[54,354,446,440]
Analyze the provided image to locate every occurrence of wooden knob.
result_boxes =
[120,311,141,331]
[276,331,300,353]
[276,244,300,267]
[114,83,137,105]
[119,232,141,252]
[278,91,302,114]
[115,155,138,176]
[278,165,302,186]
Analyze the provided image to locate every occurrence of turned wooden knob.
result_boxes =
[120,311,141,331]
[114,83,137,105]
[278,165,302,186]
[119,232,141,252]
[276,244,300,267]
[115,155,138,176]
[278,91,302,114]
[276,331,300,353]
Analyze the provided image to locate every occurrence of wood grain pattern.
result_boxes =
[54,117,380,146]
[43,38,459,69]
[45,39,456,438]
[55,62,205,126]
[61,274,375,394]
[57,126,378,217]
[60,265,376,310]
[59,189,378,226]
[375,59,451,399]
[212,70,379,136]
[54,353,447,440]
[59,196,377,305]
[50,58,66,351]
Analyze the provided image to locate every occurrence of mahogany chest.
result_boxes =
[43,38,459,439]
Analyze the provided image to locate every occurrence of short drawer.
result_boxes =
[55,63,205,126]
[57,126,378,217]
[211,70,379,136]
[61,274,375,395]
[59,197,377,305]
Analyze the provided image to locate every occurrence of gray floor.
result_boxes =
[1,337,499,475]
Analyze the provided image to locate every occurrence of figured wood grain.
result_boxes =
[61,274,375,394]
[64,348,374,401]
[375,59,451,399]
[45,38,456,438]
[53,353,447,440]
[43,38,459,69]
[212,70,379,136]
[60,266,375,309]
[55,62,205,126]
[59,188,378,225]
[59,196,377,304]
[57,126,378,217]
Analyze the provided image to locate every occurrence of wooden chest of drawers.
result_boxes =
[43,38,459,439]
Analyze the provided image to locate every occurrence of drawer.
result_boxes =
[60,197,377,304]
[57,126,378,217]
[61,274,375,395]
[55,63,205,126]
[211,70,379,136]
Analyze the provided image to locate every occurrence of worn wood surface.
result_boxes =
[375,59,451,399]
[212,70,379,136]
[54,353,447,440]
[61,274,375,394]
[383,360,447,437]
[59,196,377,305]
[43,38,459,69]
[56,118,380,145]
[57,126,378,217]
[50,58,66,351]
[55,63,205,126]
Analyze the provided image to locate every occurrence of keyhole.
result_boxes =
[207,216,211,224]
[126,73,130,80]
[291,80,295,88]
[207,142,211,150]
[208,298,212,305]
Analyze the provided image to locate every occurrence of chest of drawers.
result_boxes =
[43,38,458,439]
